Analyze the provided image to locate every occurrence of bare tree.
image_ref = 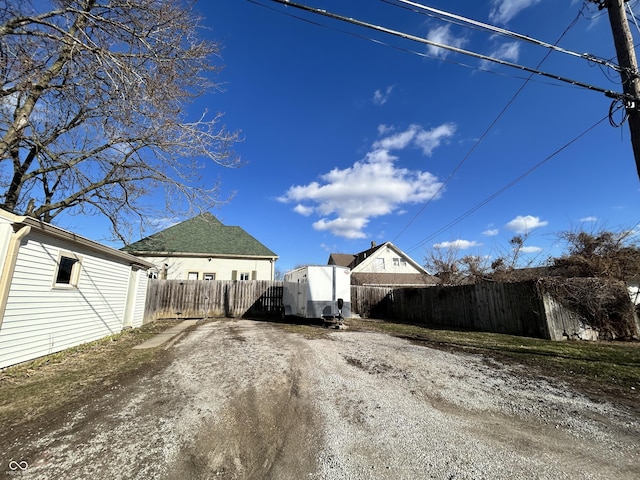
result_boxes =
[0,0,240,241]
[425,244,461,285]
[552,227,640,280]
[488,233,543,281]
[459,254,490,281]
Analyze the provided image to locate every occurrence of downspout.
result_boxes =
[0,225,31,331]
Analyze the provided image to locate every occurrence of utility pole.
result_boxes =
[602,0,640,180]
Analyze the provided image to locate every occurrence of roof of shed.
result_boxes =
[122,213,277,258]
[328,253,356,268]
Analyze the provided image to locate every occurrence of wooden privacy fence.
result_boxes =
[146,280,548,337]
[352,282,548,337]
[144,279,283,321]
[143,279,636,340]
[387,282,549,338]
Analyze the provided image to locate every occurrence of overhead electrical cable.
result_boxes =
[392,6,585,244]
[627,1,640,36]
[247,0,589,90]
[267,0,631,102]
[405,113,613,254]
[384,0,622,73]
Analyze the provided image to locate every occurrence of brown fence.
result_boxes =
[144,279,283,322]
[143,279,636,340]
[379,282,550,338]
[144,280,549,337]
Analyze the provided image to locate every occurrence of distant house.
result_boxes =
[0,209,153,369]
[328,241,438,286]
[122,213,278,281]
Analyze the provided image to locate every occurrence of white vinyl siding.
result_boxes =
[0,232,135,368]
[354,244,425,275]
[130,269,149,328]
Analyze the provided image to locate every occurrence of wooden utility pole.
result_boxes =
[603,0,640,180]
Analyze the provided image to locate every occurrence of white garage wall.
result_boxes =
[0,231,133,368]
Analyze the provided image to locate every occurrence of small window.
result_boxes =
[393,257,400,267]
[203,273,215,281]
[239,272,250,281]
[374,258,385,270]
[54,252,82,287]
[187,272,198,280]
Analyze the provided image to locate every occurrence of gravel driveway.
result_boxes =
[5,319,639,479]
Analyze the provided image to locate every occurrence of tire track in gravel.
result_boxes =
[4,319,639,480]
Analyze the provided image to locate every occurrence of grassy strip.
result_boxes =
[345,318,640,403]
[0,320,177,430]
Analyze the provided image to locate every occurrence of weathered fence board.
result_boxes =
[351,285,393,319]
[144,280,283,322]
[353,281,550,338]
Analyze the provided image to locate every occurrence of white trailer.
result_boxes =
[282,265,351,324]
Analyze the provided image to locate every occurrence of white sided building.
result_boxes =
[0,209,153,369]
[329,241,439,286]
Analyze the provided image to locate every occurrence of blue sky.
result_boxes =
[72,0,639,274]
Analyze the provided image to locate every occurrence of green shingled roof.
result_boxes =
[122,213,277,257]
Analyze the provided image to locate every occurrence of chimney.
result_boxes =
[371,241,376,248]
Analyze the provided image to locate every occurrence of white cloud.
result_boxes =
[482,228,499,236]
[279,123,456,239]
[426,24,468,59]
[150,216,181,230]
[579,216,598,223]
[480,41,520,69]
[293,204,314,216]
[493,42,520,62]
[520,245,543,254]
[377,124,394,135]
[489,0,542,24]
[434,239,481,250]
[505,215,548,233]
[373,123,456,156]
[373,85,394,106]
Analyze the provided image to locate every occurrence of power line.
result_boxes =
[266,0,631,102]
[392,5,586,244]
[405,113,612,254]
[384,0,622,74]
[247,0,592,92]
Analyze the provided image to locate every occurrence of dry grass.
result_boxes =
[0,319,178,430]
[345,317,640,411]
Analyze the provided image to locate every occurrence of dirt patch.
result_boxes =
[0,319,638,479]
[0,319,179,431]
